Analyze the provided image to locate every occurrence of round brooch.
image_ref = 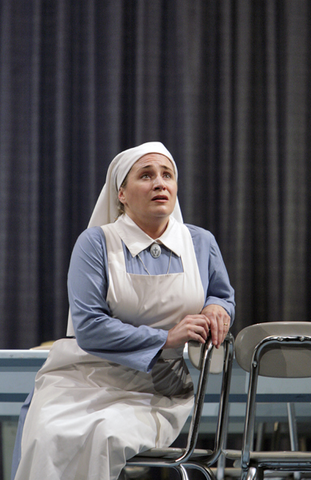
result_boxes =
[150,243,161,258]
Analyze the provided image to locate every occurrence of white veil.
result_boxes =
[88,141,183,227]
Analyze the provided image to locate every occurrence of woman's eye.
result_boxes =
[163,173,172,178]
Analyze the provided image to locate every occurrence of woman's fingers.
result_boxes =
[164,314,210,349]
[164,307,231,350]
[201,305,230,348]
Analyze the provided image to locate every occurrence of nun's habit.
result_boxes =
[13,142,235,480]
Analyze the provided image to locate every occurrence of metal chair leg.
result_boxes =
[287,402,301,480]
[183,463,216,480]
[246,466,257,480]
[174,464,190,480]
[216,453,225,480]
[255,422,265,451]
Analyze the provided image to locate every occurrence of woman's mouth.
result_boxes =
[152,195,169,202]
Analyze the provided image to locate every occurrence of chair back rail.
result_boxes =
[127,333,235,475]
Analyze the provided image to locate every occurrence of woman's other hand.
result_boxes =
[201,304,230,348]
[164,314,210,349]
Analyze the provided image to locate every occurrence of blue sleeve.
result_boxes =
[67,227,167,373]
[186,225,235,324]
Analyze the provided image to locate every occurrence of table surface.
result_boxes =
[0,349,310,432]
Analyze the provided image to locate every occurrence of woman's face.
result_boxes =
[118,153,177,232]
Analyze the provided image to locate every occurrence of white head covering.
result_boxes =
[88,141,183,227]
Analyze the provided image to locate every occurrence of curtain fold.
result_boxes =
[1,0,311,348]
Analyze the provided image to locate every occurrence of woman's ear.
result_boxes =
[118,188,126,205]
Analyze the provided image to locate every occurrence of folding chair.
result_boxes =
[223,322,311,480]
[125,333,235,480]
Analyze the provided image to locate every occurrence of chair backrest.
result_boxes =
[235,321,311,378]
[185,334,234,465]
[188,340,224,373]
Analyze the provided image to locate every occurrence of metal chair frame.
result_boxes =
[224,322,311,480]
[126,333,234,480]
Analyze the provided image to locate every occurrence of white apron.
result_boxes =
[15,219,204,480]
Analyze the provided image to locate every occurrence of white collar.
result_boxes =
[113,214,184,257]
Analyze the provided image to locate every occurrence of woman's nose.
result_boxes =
[153,175,166,189]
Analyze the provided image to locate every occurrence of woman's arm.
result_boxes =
[67,227,167,373]
[187,225,235,347]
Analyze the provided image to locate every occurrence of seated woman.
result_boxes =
[12,142,235,480]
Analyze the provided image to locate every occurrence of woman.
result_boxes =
[13,142,235,480]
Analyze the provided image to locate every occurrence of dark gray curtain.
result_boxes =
[1,0,311,348]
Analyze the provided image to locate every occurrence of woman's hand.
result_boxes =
[163,314,210,349]
[201,304,230,348]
